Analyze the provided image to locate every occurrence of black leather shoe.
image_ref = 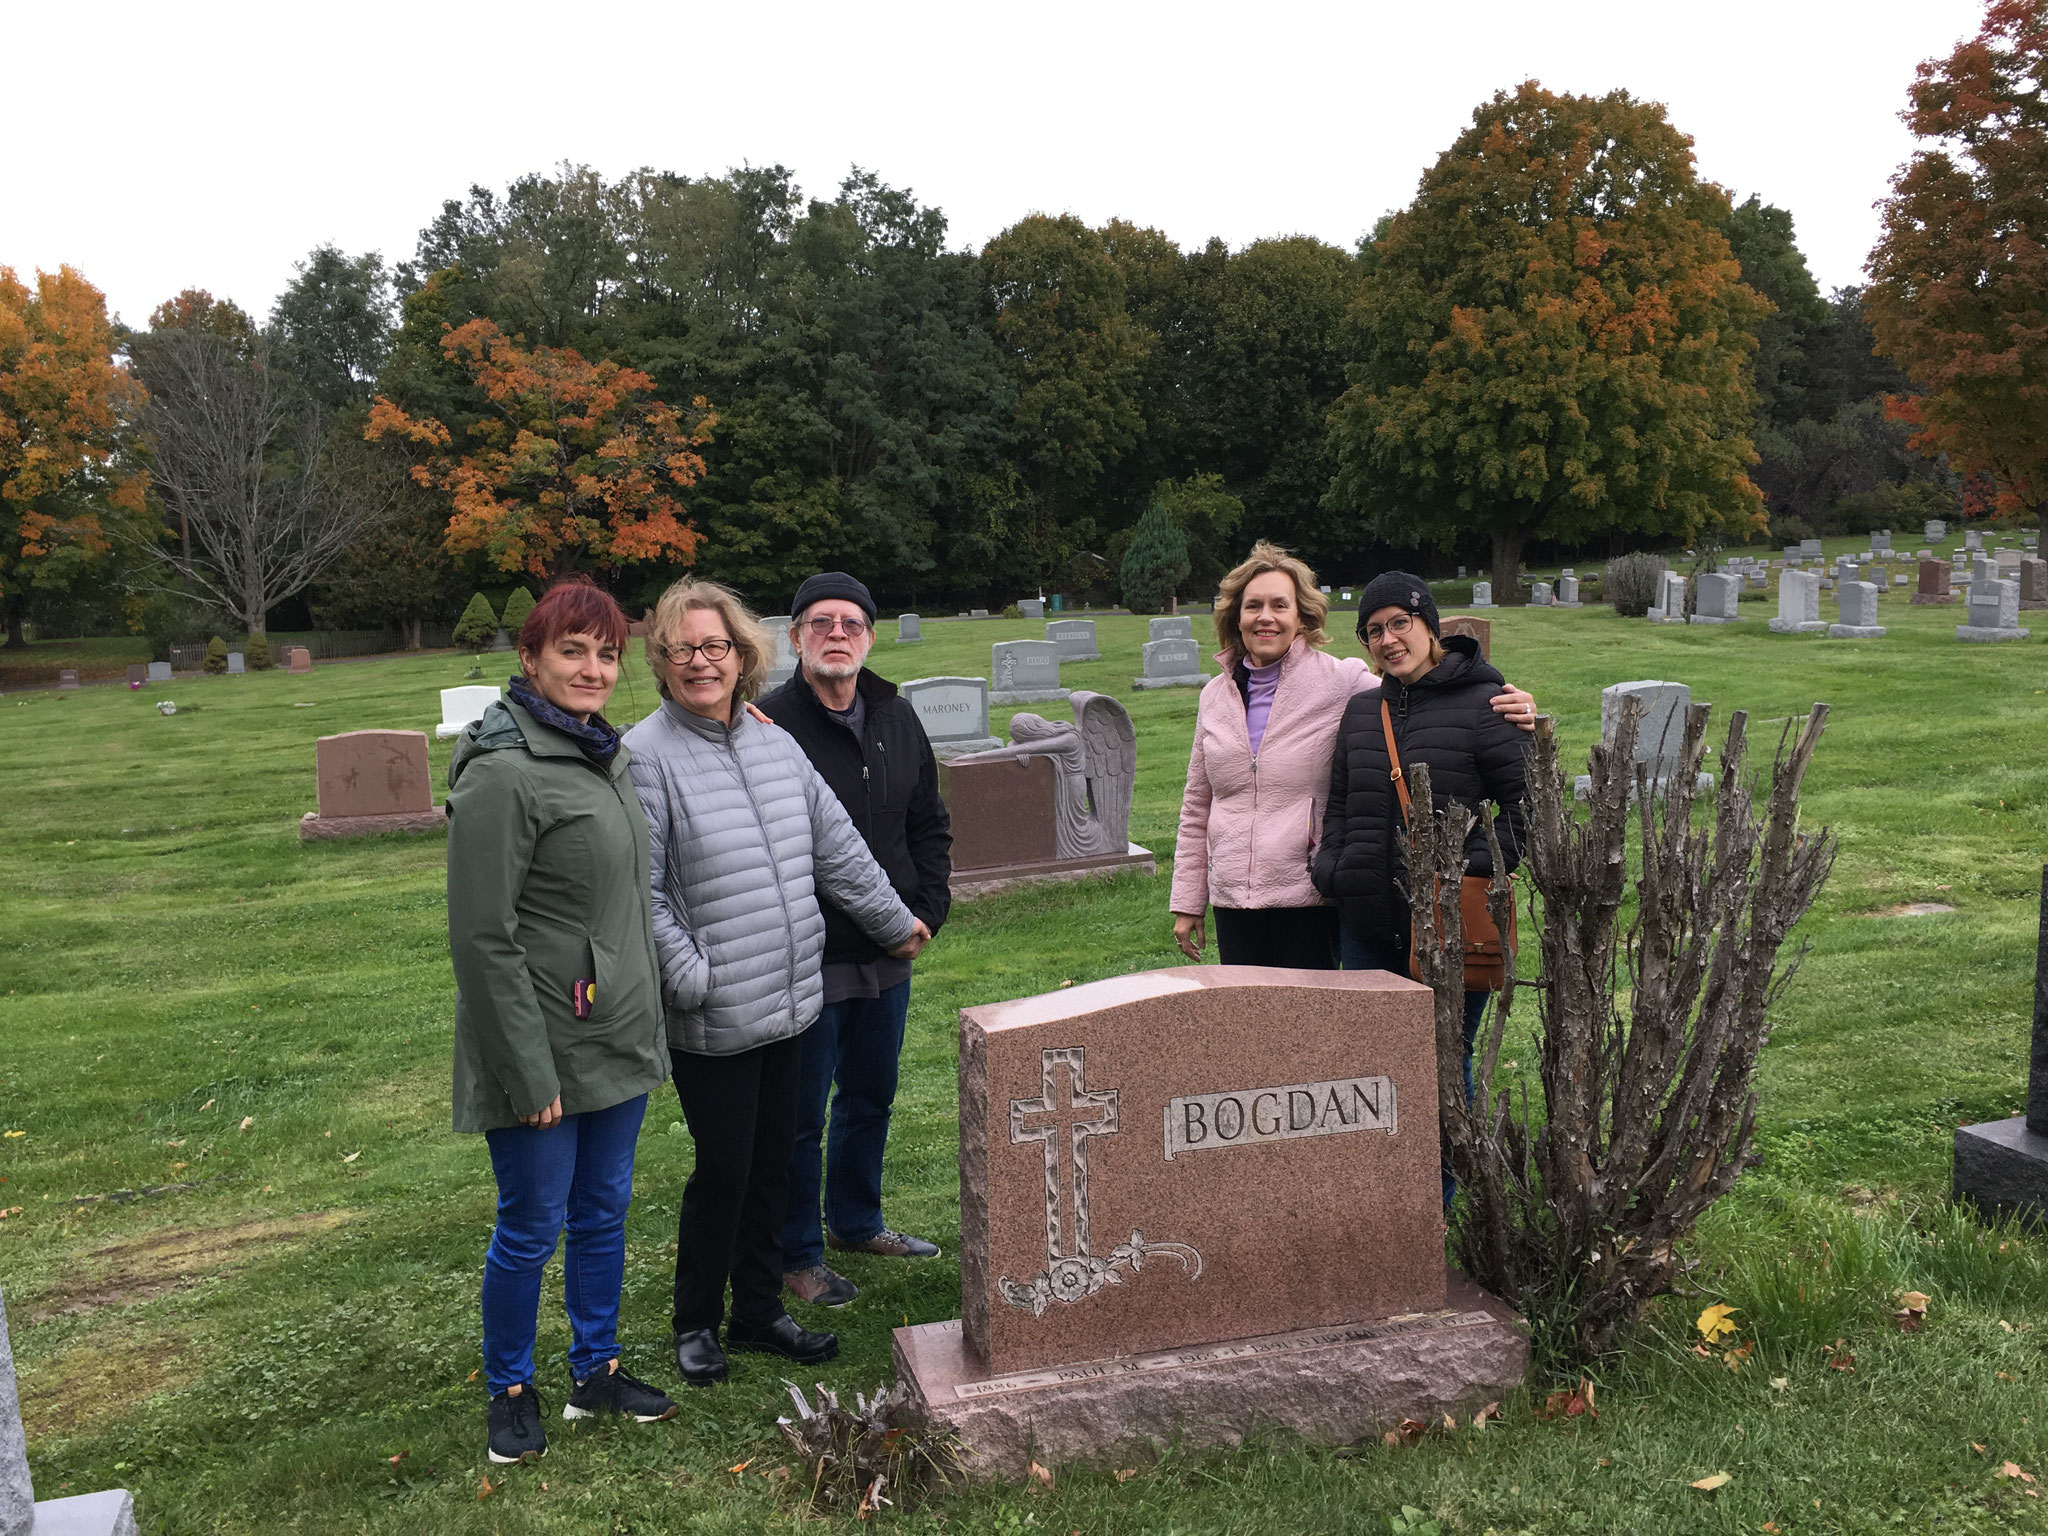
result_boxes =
[673,1327,729,1386]
[726,1313,839,1365]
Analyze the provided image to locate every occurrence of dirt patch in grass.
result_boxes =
[1872,902,1958,917]
[17,1326,193,1438]
[28,1209,352,1322]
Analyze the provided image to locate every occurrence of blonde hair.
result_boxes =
[1212,541,1329,661]
[645,579,771,703]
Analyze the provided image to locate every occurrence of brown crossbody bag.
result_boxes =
[1380,697,1515,990]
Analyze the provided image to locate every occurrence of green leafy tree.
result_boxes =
[1329,82,1769,597]
[1119,501,1189,614]
[1148,474,1244,595]
[307,440,470,648]
[452,591,499,650]
[270,245,395,410]
[499,586,536,639]
[1721,196,1827,429]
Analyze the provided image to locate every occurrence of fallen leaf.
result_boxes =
[1972,1442,1987,1455]
[342,1151,361,1164]
[1999,1371,2019,1382]
[386,1451,409,1466]
[1895,1290,1930,1331]
[1762,1523,1780,1533]
[198,1099,214,1112]
[1770,1376,1790,1391]
[1028,1460,1054,1489]
[1597,1457,1612,1468]
[728,1460,752,1474]
[1692,1343,1715,1359]
[165,1139,184,1148]
[1441,1411,1458,1431]
[1825,1340,1855,1372]
[1724,1340,1755,1371]
[1113,1469,1138,1483]
[1691,1472,1732,1491]
[238,1116,254,1133]
[540,1482,548,1491]
[2000,1320,2016,1332]
[477,1476,494,1501]
[2,1131,23,1140]
[1697,1303,1740,1343]
[1058,980,1073,988]
[2000,1461,2037,1485]
[1472,1401,1502,1429]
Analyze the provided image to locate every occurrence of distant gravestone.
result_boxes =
[1045,619,1101,663]
[1468,581,1494,609]
[1954,867,2048,1224]
[1871,530,1892,553]
[1769,570,1826,633]
[1828,581,1885,639]
[1646,572,1687,624]
[898,613,922,643]
[1134,637,1205,690]
[1574,680,1714,800]
[225,651,245,674]
[764,617,797,686]
[1966,529,1983,551]
[902,676,1002,760]
[125,663,146,689]
[1530,581,1553,607]
[299,730,447,842]
[288,648,313,674]
[1690,572,1742,625]
[1015,598,1042,620]
[1148,615,1193,643]
[436,685,501,740]
[1959,578,2030,642]
[57,668,79,690]
[1556,575,1582,608]
[990,640,1070,706]
[1440,616,1490,658]
[2,1289,139,1535]
[147,661,172,683]
[2022,559,2048,611]
[971,608,991,620]
[1925,518,1948,544]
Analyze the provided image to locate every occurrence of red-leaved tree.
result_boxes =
[1867,0,2048,531]
[366,318,712,577]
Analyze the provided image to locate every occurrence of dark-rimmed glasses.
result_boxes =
[801,615,872,638]
[660,638,733,664]
[1363,614,1418,645]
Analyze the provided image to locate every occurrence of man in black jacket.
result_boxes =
[759,573,952,1309]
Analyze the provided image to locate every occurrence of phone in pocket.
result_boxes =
[573,979,596,1020]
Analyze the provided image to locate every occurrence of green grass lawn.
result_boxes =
[7,599,2048,1534]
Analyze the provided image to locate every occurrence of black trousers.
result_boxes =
[1211,906,1340,970]
[670,1035,802,1334]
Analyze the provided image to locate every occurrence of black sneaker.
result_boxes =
[486,1383,547,1464]
[829,1226,941,1259]
[564,1361,678,1423]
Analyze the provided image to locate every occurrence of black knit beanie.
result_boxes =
[1355,571,1440,639]
[791,571,877,622]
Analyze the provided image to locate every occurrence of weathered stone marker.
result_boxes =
[764,617,797,686]
[989,640,1070,706]
[1690,572,1742,625]
[1133,637,1204,690]
[2,1290,139,1535]
[893,968,1525,1476]
[1955,868,2048,1225]
[1439,616,1490,658]
[1467,581,1494,609]
[901,676,1002,760]
[1770,570,1826,633]
[1148,615,1193,643]
[1045,619,1100,662]
[1573,680,1715,800]
[1913,560,1954,605]
[298,730,448,842]
[897,613,922,643]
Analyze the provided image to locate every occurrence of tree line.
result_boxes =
[3,4,2041,644]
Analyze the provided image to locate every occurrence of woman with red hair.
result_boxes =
[446,577,676,1463]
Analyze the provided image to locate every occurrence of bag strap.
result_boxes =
[1380,697,1414,826]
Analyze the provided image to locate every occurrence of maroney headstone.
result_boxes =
[989,640,1070,706]
[901,676,1003,760]
[1134,637,1204,690]
[3,1289,139,1535]
[1955,867,2048,1223]
[1046,619,1100,662]
[892,967,1526,1478]
[299,730,448,842]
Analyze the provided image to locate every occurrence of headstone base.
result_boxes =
[1553,600,1583,609]
[1957,625,2031,642]
[1767,619,1828,634]
[1909,593,1954,605]
[29,1488,139,1535]
[1573,770,1714,802]
[1687,615,1742,626]
[1131,673,1204,690]
[931,737,1004,762]
[894,636,924,643]
[1827,624,1886,639]
[950,843,1155,900]
[1466,601,1495,610]
[1646,611,1686,625]
[1954,1118,2048,1225]
[892,1270,1526,1482]
[298,808,450,842]
[988,688,1071,707]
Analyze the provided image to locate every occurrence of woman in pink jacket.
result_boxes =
[1171,543,1535,969]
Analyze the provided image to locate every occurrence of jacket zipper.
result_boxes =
[725,722,802,1024]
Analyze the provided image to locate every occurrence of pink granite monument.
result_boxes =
[298,729,447,841]
[892,966,1527,1478]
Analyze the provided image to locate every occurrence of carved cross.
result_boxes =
[1010,1046,1119,1263]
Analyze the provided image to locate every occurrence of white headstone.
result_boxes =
[436,684,502,739]
[1469,581,1494,609]
[897,613,922,643]
[765,617,797,685]
[1573,681,1713,799]
[1769,570,1826,633]
[147,661,171,683]
[901,676,1002,758]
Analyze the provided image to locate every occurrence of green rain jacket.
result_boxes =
[445,698,669,1132]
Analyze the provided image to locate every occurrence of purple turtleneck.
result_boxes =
[1245,656,1283,755]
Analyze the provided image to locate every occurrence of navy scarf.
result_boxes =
[509,676,622,768]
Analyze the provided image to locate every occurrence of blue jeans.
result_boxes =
[1338,928,1488,1209]
[481,1092,646,1392]
[780,980,912,1270]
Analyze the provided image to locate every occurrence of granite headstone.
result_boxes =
[902,676,1003,760]
[1046,619,1101,663]
[1828,581,1885,639]
[990,640,1070,706]
[1134,637,1204,690]
[299,730,448,841]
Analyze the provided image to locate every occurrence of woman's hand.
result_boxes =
[744,701,772,725]
[1492,685,1539,733]
[890,919,933,961]
[521,1095,563,1129]
[1173,913,1206,962]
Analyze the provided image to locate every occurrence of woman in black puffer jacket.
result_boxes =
[1312,572,1529,1196]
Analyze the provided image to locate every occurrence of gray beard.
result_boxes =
[803,655,861,682]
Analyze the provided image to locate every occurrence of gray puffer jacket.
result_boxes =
[624,698,919,1055]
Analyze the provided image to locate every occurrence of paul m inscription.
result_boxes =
[1164,1075,1396,1161]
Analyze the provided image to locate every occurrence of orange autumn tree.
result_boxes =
[0,266,149,648]
[366,318,711,577]
[1867,0,2048,532]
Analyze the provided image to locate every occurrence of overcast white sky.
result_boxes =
[5,0,1987,328]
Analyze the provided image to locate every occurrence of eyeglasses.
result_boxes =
[1363,614,1419,645]
[659,638,733,664]
[802,616,871,638]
